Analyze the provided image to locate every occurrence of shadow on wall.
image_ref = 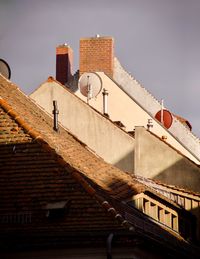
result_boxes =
[68,73,79,92]
[113,147,200,245]
[114,150,135,174]
[153,158,200,193]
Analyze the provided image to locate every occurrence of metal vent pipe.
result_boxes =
[102,88,109,116]
[52,100,59,132]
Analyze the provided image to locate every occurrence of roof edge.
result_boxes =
[0,98,42,141]
[0,97,133,232]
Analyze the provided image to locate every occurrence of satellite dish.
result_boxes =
[155,109,173,129]
[78,72,102,100]
[0,59,11,79]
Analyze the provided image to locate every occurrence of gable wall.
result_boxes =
[75,72,199,164]
[113,58,200,163]
[30,81,135,173]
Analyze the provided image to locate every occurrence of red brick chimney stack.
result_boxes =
[79,35,114,77]
[56,44,73,85]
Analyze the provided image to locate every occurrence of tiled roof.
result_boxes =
[34,78,200,199]
[0,76,147,196]
[174,114,192,131]
[0,100,124,244]
[0,75,199,256]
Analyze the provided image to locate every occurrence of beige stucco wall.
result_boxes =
[113,57,200,166]
[134,126,200,193]
[30,80,135,173]
[75,72,200,164]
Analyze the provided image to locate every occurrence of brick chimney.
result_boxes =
[56,44,73,85]
[79,35,114,77]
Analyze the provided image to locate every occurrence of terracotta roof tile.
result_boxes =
[174,114,192,131]
[0,77,147,197]
[0,75,196,213]
[0,75,199,255]
[0,76,147,236]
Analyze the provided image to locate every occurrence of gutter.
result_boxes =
[107,233,114,259]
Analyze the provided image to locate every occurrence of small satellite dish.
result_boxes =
[0,59,11,79]
[155,109,173,129]
[78,72,102,100]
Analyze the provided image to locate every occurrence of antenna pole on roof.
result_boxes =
[161,99,164,124]
[87,76,92,104]
[52,100,59,132]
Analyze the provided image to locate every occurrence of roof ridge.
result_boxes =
[30,76,65,96]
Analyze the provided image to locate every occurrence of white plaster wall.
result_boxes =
[134,127,200,193]
[75,72,200,164]
[113,58,200,163]
[30,80,135,173]
[113,58,162,115]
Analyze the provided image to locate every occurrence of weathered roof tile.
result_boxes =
[0,75,199,256]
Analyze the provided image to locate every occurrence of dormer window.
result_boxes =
[45,200,71,220]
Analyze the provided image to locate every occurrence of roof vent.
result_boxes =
[102,88,109,117]
[52,100,59,132]
[147,118,153,130]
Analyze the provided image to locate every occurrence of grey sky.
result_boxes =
[1,0,200,136]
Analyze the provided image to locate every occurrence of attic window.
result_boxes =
[45,200,71,220]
